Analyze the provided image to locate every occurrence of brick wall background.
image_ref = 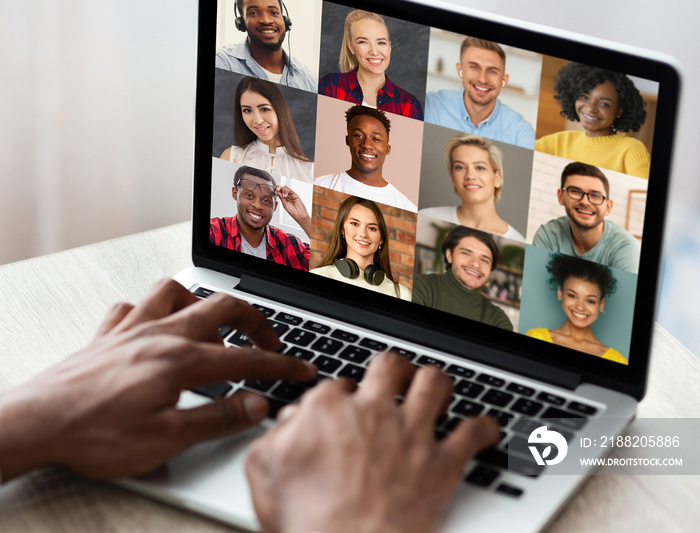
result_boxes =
[310,186,418,291]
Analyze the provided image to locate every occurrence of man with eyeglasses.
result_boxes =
[533,161,640,273]
[210,165,311,270]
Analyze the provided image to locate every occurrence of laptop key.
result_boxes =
[311,337,343,355]
[253,304,276,317]
[453,399,485,417]
[302,320,331,335]
[496,484,524,498]
[286,346,315,361]
[476,373,505,387]
[190,382,232,399]
[506,383,535,397]
[416,355,446,368]
[338,345,372,364]
[537,392,566,406]
[270,321,290,337]
[446,364,475,379]
[331,329,360,343]
[567,401,598,416]
[228,330,252,346]
[465,465,500,487]
[482,389,514,408]
[391,347,417,360]
[193,287,216,298]
[275,312,303,326]
[270,382,310,402]
[284,328,316,347]
[359,338,388,351]
[337,363,366,382]
[511,398,544,417]
[454,380,485,399]
[312,355,343,374]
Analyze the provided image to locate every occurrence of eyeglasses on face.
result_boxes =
[561,187,607,205]
[237,177,276,197]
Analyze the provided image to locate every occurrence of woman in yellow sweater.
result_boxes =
[536,63,650,179]
[526,254,628,364]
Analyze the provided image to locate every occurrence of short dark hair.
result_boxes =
[560,161,610,198]
[233,165,277,188]
[442,226,500,270]
[345,105,391,140]
[553,62,647,133]
[237,0,283,13]
[547,253,617,299]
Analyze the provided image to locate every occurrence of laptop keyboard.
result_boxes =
[189,286,600,498]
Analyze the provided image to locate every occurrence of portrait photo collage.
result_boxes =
[210,0,659,365]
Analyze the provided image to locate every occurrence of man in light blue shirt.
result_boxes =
[215,0,315,92]
[533,161,640,273]
[425,37,534,149]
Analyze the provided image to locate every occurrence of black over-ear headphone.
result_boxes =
[234,0,292,33]
[334,258,385,286]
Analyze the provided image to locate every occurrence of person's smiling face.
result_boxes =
[557,174,612,231]
[446,236,493,290]
[242,0,286,52]
[574,80,621,137]
[239,90,280,147]
[450,145,501,205]
[342,204,383,263]
[346,114,391,175]
[558,277,604,329]
[458,46,508,108]
[233,173,276,231]
[347,18,391,76]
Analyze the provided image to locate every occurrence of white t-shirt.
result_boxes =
[315,172,417,212]
[419,205,526,241]
[227,139,313,182]
[311,264,411,301]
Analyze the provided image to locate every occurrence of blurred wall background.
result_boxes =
[1,0,699,355]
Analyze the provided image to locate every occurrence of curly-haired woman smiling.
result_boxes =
[536,62,650,179]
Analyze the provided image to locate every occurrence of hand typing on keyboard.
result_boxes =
[0,279,316,482]
[246,352,500,533]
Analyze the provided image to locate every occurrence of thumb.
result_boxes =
[177,392,270,447]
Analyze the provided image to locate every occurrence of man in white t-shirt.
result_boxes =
[315,105,417,212]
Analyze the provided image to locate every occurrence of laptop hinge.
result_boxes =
[236,274,583,391]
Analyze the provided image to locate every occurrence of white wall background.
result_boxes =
[1,0,699,354]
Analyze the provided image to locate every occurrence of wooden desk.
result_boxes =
[0,222,698,532]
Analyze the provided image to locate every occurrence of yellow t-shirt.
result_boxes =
[526,327,628,365]
[535,131,650,179]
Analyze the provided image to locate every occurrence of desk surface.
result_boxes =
[0,222,698,532]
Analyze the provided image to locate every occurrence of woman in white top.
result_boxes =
[311,196,411,300]
[420,134,525,241]
[220,76,313,182]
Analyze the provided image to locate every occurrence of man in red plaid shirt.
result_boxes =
[210,166,311,271]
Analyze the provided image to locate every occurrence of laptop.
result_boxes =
[117,0,681,531]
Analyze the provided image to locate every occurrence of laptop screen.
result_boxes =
[199,0,677,381]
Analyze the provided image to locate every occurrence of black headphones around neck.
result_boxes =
[334,258,385,286]
[234,0,292,33]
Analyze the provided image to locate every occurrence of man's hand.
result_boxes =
[276,185,311,237]
[0,279,316,482]
[246,352,500,533]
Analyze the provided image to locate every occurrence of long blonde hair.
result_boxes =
[339,10,389,73]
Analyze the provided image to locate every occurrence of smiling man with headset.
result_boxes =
[216,0,316,91]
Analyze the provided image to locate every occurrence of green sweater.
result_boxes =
[412,271,513,331]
